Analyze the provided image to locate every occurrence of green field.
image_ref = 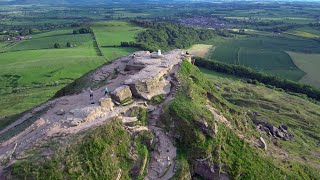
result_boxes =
[8,30,93,52]
[92,21,144,60]
[207,36,320,81]
[0,47,105,117]
[0,42,8,47]
[286,27,320,38]
[288,51,320,89]
[0,32,105,117]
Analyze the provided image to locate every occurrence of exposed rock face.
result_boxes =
[255,121,294,141]
[123,50,184,100]
[248,112,294,141]
[195,120,216,138]
[111,85,132,103]
[99,97,114,110]
[192,160,229,180]
[182,54,192,63]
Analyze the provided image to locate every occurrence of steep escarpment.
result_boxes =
[160,62,320,179]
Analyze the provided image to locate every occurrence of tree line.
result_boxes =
[131,20,222,52]
[194,57,320,101]
[73,27,92,34]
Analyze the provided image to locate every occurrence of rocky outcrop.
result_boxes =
[248,111,294,141]
[111,85,133,103]
[123,50,183,100]
[192,160,229,180]
[195,120,216,138]
[255,121,294,141]
[99,97,114,110]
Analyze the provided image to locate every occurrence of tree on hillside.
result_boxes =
[67,42,72,47]
[54,43,61,49]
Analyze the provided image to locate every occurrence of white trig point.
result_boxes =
[158,49,162,56]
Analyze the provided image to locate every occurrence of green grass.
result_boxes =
[92,21,145,60]
[286,27,320,38]
[150,94,165,105]
[0,42,8,47]
[92,21,144,46]
[203,68,320,170]
[9,33,93,51]
[11,119,133,179]
[10,118,154,179]
[162,62,320,179]
[0,41,105,117]
[207,36,318,81]
[288,51,320,88]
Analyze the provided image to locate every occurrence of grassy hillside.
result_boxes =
[202,68,320,168]
[10,118,152,180]
[161,62,319,179]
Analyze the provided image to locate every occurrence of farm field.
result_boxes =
[201,68,320,169]
[285,27,320,38]
[8,29,93,52]
[92,21,145,60]
[288,51,320,89]
[0,32,105,117]
[207,36,320,81]
[187,44,213,58]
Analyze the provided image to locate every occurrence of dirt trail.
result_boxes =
[0,50,185,178]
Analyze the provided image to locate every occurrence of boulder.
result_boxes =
[258,137,267,151]
[111,85,133,103]
[56,109,65,115]
[266,123,278,136]
[99,97,114,110]
[279,124,288,133]
[275,130,284,138]
[192,160,223,180]
[122,116,138,124]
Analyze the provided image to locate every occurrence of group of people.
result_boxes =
[89,87,109,101]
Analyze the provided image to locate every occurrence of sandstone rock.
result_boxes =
[111,85,132,103]
[122,116,138,124]
[99,97,114,110]
[258,137,267,151]
[34,118,46,127]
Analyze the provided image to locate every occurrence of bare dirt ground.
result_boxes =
[188,44,213,58]
[0,50,185,179]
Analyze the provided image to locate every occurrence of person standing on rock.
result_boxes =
[102,87,109,97]
[89,89,94,100]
